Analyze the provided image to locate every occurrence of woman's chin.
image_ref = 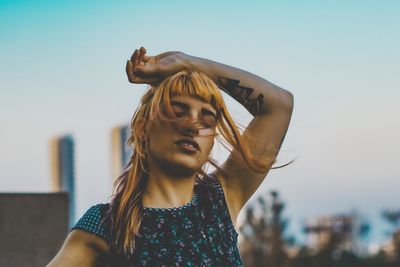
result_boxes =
[163,155,203,174]
[171,157,199,170]
[148,150,205,176]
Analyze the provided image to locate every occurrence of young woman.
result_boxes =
[47,47,294,266]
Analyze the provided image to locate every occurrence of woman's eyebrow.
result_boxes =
[170,100,217,118]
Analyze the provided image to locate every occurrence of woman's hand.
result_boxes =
[126,47,188,86]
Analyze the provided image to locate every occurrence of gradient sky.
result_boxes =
[1,0,399,247]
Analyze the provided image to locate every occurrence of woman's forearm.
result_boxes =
[181,53,293,116]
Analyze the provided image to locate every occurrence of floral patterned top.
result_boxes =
[71,174,243,266]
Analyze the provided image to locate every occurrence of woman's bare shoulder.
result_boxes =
[68,229,109,253]
[46,229,109,267]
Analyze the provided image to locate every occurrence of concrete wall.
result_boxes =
[0,193,68,267]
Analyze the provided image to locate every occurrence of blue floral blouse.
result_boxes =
[71,174,243,266]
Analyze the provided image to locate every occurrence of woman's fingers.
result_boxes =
[142,54,150,63]
[126,59,160,84]
[130,49,137,63]
[131,48,143,67]
[127,47,162,84]
[137,48,144,62]
[135,47,147,66]
[126,60,135,83]
[128,47,144,76]
[126,60,149,83]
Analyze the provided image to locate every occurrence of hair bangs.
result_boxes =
[167,71,223,110]
[148,71,225,122]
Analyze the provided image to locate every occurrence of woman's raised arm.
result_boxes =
[126,47,294,227]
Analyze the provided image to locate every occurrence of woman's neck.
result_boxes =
[142,169,197,209]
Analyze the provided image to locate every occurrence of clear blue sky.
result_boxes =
[1,0,399,247]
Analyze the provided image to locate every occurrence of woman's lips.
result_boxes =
[176,142,198,153]
[175,139,199,153]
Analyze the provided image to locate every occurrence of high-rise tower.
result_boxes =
[111,125,132,183]
[49,134,76,227]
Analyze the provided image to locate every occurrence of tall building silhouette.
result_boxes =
[49,134,76,227]
[111,125,132,183]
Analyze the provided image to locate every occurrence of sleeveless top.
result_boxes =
[71,174,244,266]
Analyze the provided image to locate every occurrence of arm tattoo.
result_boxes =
[218,76,264,116]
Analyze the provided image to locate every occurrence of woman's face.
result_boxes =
[145,95,218,176]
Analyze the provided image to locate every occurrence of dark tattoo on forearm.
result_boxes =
[218,76,264,116]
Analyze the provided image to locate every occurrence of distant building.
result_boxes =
[111,125,132,182]
[304,212,365,255]
[49,134,76,227]
[0,193,68,267]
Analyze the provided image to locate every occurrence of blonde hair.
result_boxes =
[109,71,275,255]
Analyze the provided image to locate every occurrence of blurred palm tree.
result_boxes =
[239,191,293,267]
[382,209,400,263]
